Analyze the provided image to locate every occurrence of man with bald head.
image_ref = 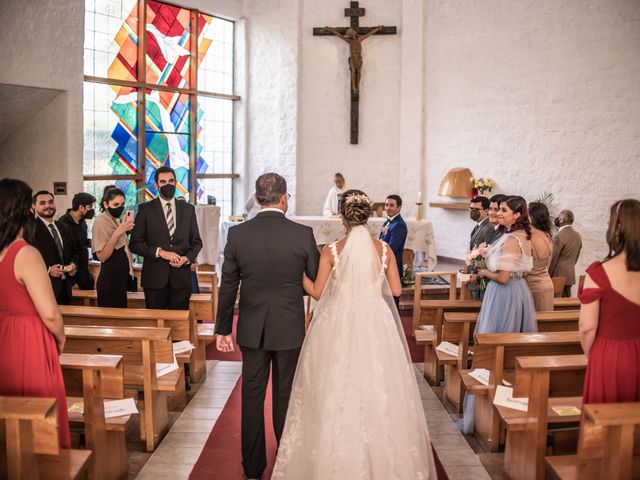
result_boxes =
[549,210,582,297]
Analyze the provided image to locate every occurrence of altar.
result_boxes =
[219,215,437,270]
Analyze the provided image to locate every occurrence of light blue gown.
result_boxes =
[459,230,537,434]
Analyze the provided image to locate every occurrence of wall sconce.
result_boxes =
[438,168,473,198]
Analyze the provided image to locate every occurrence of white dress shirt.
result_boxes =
[322,186,345,217]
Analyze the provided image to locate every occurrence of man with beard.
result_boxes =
[59,192,96,290]
[32,191,79,304]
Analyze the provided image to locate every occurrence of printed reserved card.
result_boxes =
[493,385,529,412]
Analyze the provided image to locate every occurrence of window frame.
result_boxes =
[83,0,240,207]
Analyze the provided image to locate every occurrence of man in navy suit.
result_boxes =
[379,194,408,310]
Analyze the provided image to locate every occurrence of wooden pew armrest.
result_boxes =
[436,350,458,365]
[414,329,436,345]
[37,449,93,480]
[157,369,182,392]
[459,370,489,396]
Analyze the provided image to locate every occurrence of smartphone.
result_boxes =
[125,210,134,222]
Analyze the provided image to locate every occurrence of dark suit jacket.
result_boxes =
[32,217,78,303]
[216,211,320,350]
[59,211,94,289]
[549,226,582,286]
[379,215,408,276]
[470,217,494,249]
[129,198,203,290]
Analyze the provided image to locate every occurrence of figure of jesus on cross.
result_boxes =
[313,2,397,144]
[324,25,384,95]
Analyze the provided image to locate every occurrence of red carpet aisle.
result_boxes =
[189,377,448,480]
[206,314,424,363]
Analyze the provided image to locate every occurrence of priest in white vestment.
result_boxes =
[322,173,346,217]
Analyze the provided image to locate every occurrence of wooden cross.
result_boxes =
[314,2,397,144]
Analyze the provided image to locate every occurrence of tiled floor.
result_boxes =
[135,360,242,480]
[134,360,490,479]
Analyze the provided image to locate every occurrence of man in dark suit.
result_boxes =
[32,190,79,305]
[549,210,582,297]
[379,194,407,310]
[216,173,320,480]
[129,166,203,310]
[59,192,96,290]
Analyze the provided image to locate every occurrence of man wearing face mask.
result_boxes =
[59,192,96,290]
[468,196,492,249]
[130,166,203,310]
[549,210,582,297]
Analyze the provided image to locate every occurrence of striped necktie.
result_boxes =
[166,203,175,237]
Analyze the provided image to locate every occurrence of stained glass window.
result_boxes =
[84,0,237,213]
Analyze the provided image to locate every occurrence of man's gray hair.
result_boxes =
[560,210,575,225]
[255,173,287,206]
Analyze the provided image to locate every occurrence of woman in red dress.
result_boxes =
[0,178,70,447]
[579,199,640,403]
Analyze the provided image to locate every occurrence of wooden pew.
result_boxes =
[60,305,191,402]
[500,355,587,480]
[459,331,584,451]
[0,396,92,479]
[70,291,214,383]
[412,271,458,327]
[63,325,175,452]
[436,310,581,411]
[546,402,640,480]
[60,353,130,480]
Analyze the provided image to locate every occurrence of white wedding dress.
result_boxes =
[272,225,436,479]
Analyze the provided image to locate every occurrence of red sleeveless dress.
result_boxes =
[0,240,70,448]
[579,261,640,403]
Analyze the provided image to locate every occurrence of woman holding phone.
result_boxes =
[92,187,134,307]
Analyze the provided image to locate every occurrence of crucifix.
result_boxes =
[314,2,397,144]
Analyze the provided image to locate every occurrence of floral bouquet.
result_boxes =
[470,176,495,195]
[401,263,415,286]
[464,242,489,289]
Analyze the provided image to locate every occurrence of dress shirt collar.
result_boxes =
[37,215,55,226]
[559,224,572,231]
[477,216,489,226]
[159,196,176,211]
[386,214,400,222]
[258,207,285,215]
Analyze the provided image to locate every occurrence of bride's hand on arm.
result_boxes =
[304,247,334,300]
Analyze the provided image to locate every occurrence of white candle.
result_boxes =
[416,191,423,204]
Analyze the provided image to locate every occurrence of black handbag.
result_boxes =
[127,274,138,292]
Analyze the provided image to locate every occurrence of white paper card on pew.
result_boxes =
[104,398,139,418]
[419,325,434,331]
[493,385,529,412]
[199,323,215,335]
[469,368,490,386]
[172,340,196,355]
[436,341,459,357]
[68,398,139,418]
[156,355,179,377]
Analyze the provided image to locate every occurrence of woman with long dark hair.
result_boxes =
[526,202,555,310]
[92,187,134,307]
[459,195,537,434]
[579,199,640,403]
[0,178,70,447]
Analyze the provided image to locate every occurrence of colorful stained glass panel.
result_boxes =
[145,90,190,134]
[84,179,138,213]
[146,0,191,88]
[84,81,138,176]
[85,0,138,80]
[145,132,190,201]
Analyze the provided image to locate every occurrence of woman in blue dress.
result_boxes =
[459,195,537,434]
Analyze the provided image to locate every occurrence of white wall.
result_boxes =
[424,0,640,275]
[0,0,84,210]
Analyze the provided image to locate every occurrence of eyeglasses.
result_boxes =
[284,193,291,199]
[469,207,484,211]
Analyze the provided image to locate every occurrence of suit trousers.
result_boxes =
[144,286,191,310]
[562,285,573,298]
[240,346,301,478]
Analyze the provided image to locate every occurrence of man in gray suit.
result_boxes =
[549,210,582,297]
[468,196,493,299]
[469,196,493,249]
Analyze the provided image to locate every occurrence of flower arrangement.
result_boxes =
[401,263,415,286]
[470,176,495,195]
[464,242,489,289]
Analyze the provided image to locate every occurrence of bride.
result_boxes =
[272,190,436,479]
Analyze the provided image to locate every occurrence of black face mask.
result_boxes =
[108,206,125,219]
[554,218,561,228]
[470,209,481,221]
[83,209,95,220]
[159,184,176,199]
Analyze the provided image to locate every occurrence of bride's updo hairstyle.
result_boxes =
[340,189,373,227]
